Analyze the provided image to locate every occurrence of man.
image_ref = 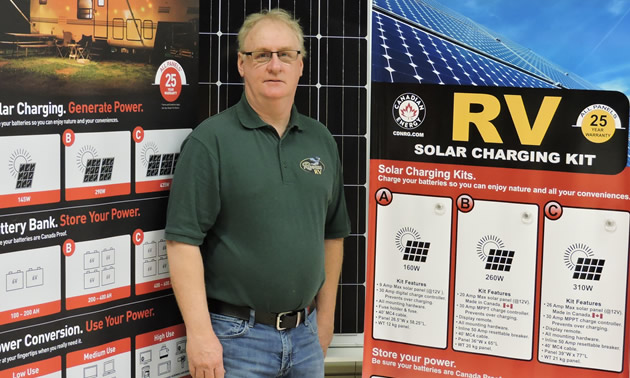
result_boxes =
[165,8,351,378]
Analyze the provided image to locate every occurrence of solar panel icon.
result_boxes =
[83,158,115,182]
[145,153,179,177]
[573,257,605,280]
[146,154,162,176]
[160,153,175,175]
[485,249,515,271]
[83,158,101,182]
[16,163,36,189]
[172,153,180,174]
[99,158,115,181]
[403,239,430,262]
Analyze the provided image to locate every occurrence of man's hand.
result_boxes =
[315,238,344,356]
[317,310,335,356]
[167,241,225,377]
[187,332,225,378]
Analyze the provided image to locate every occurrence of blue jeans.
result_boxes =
[210,308,324,378]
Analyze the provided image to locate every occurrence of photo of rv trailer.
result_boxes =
[3,0,198,61]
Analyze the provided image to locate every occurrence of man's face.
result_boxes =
[238,19,304,103]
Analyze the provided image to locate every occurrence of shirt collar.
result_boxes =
[236,93,303,132]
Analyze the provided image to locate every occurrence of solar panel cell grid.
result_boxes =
[147,155,162,177]
[373,12,556,88]
[16,163,36,189]
[373,0,597,89]
[485,249,514,271]
[160,154,175,176]
[403,239,429,262]
[573,258,605,280]
[99,158,115,181]
[200,0,604,338]
[201,0,368,335]
[173,153,180,174]
[83,159,101,183]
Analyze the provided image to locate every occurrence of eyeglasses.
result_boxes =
[241,50,301,64]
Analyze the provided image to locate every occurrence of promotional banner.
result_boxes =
[0,1,198,377]
[363,83,629,377]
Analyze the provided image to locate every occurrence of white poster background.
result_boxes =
[454,200,538,359]
[539,207,628,372]
[0,134,60,195]
[65,235,130,299]
[134,128,191,183]
[64,131,130,189]
[373,193,452,348]
[0,245,61,312]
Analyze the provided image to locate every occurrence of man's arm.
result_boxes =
[315,238,344,356]
[167,240,225,378]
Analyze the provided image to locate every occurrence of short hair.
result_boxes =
[238,8,306,58]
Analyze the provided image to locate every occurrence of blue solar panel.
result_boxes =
[373,11,555,88]
[373,0,598,90]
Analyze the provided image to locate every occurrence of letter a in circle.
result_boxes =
[376,188,393,206]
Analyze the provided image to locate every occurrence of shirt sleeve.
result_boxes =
[165,136,221,245]
[324,146,352,240]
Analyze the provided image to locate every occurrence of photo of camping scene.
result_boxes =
[0,0,198,96]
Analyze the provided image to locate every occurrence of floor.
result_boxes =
[325,362,362,377]
[325,347,363,377]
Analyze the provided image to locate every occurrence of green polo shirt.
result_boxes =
[165,95,351,313]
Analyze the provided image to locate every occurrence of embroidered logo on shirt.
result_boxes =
[300,157,325,175]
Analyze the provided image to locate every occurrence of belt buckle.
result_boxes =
[276,311,302,331]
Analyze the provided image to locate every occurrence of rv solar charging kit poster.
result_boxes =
[0,1,198,376]
[363,83,630,377]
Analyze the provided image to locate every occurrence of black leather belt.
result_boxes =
[207,298,315,331]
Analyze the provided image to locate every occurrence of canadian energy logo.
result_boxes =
[392,92,426,130]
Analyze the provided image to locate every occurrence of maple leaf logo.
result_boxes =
[401,102,418,119]
[392,93,426,130]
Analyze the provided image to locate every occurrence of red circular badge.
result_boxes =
[133,126,145,143]
[375,188,393,206]
[159,67,182,103]
[544,201,563,220]
[457,194,474,213]
[133,229,145,246]
[63,239,76,257]
[62,129,75,147]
